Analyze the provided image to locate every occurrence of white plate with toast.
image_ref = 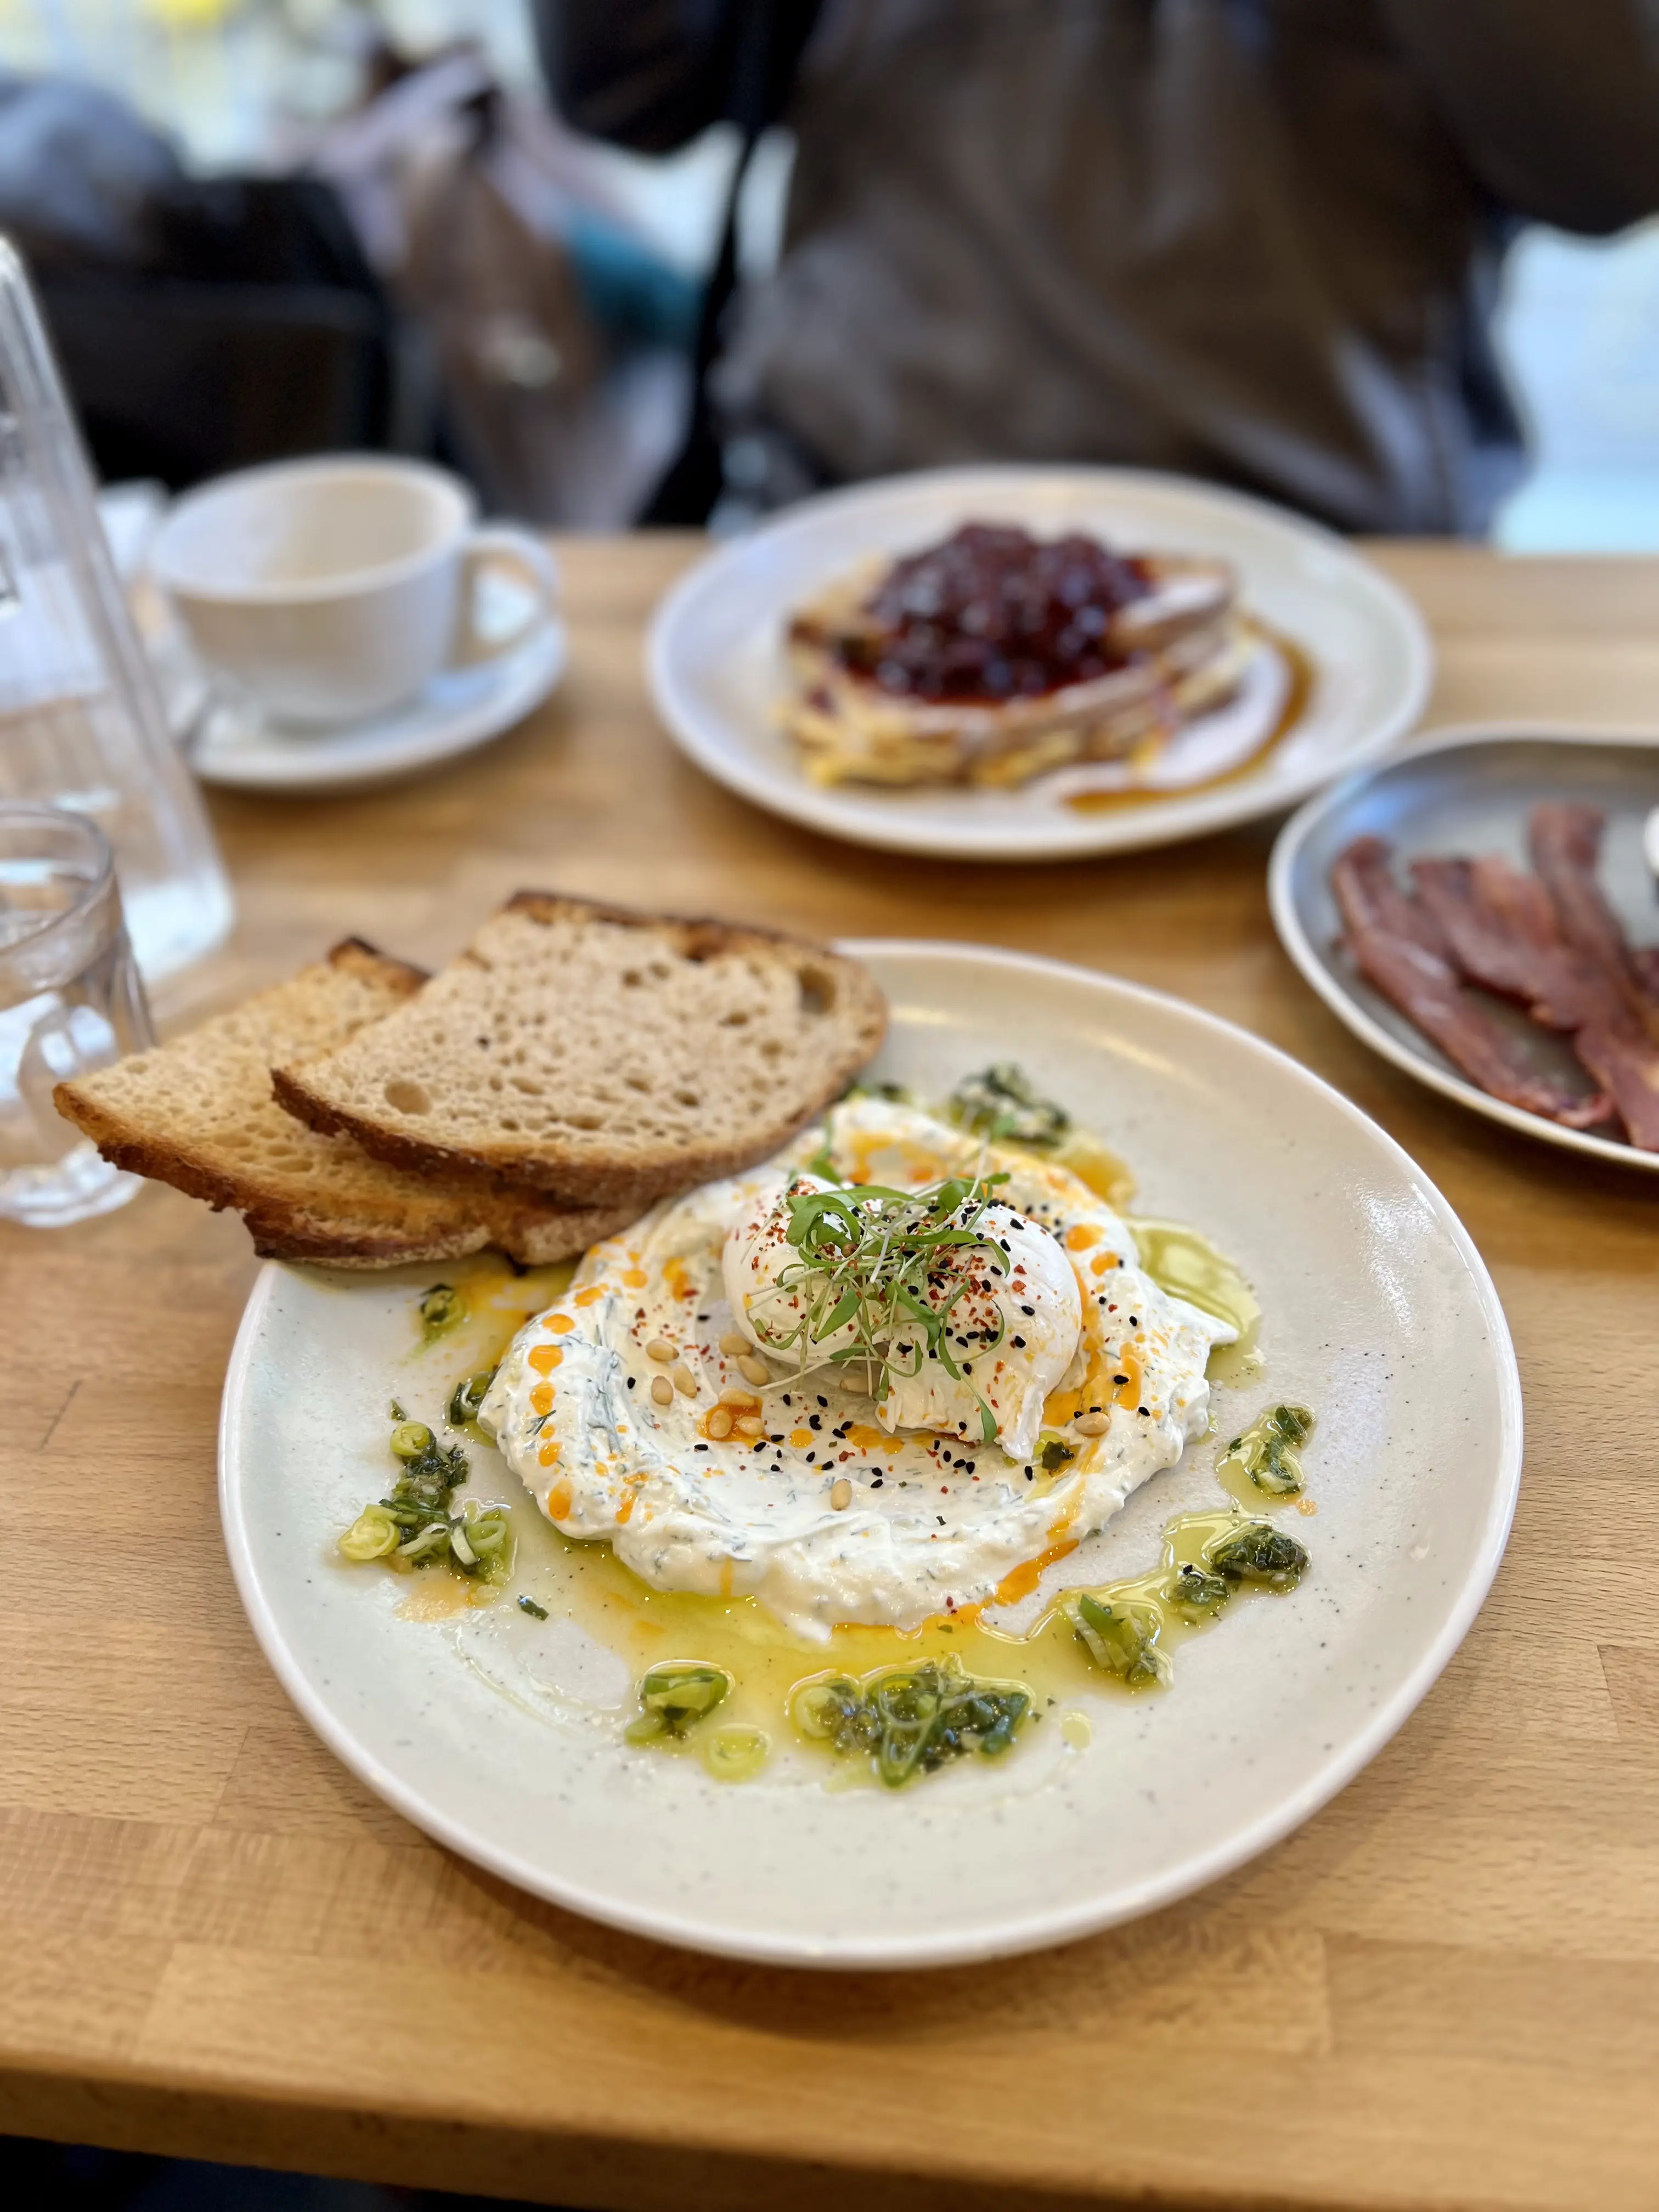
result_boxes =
[219,941,1519,1968]
[648,468,1432,862]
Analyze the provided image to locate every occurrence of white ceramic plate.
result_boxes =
[647,468,1432,861]
[1270,723,1659,1172]
[189,614,566,794]
[219,943,1520,1968]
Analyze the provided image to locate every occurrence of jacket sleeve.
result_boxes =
[529,1,747,151]
[1380,0,1659,233]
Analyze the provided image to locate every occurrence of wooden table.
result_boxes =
[5,539,1658,2212]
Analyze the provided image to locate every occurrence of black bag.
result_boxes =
[641,0,819,523]
[0,72,409,489]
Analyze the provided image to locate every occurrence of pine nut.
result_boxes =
[650,1375,673,1407]
[719,1331,749,1357]
[671,1363,697,1396]
[830,1477,852,1511]
[706,1407,734,1440]
[737,1353,770,1387]
[719,1385,758,1409]
[733,1413,765,1439]
[646,1338,675,1363]
[1076,1410,1110,1436]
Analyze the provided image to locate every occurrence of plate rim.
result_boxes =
[646,464,1435,862]
[1268,719,1659,1175]
[194,614,567,794]
[219,938,1523,1969]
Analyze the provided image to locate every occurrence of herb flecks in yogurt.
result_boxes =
[480,1096,1235,1643]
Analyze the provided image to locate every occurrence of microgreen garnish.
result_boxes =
[748,1172,1012,1444]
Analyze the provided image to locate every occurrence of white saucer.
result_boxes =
[647,466,1433,862]
[189,616,567,794]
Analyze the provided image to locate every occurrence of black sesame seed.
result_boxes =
[1138,1405,1150,1417]
[693,1442,709,1452]
[1020,1305,1035,1316]
[625,1376,636,1389]
[1012,1334,1027,1349]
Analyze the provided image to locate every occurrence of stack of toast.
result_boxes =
[55,893,888,1267]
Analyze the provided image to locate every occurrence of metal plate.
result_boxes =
[1269,724,1659,1171]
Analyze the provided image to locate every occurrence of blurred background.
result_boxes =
[0,0,1655,546]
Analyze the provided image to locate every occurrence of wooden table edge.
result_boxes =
[0,2052,1356,2212]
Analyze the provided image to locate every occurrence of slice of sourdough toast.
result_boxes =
[54,939,635,1267]
[272,894,888,1207]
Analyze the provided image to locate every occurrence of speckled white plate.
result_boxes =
[219,944,1520,1968]
[646,467,1432,860]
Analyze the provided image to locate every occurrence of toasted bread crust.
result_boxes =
[272,893,888,1205]
[55,936,639,1268]
[324,937,430,994]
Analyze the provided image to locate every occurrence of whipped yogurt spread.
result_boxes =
[480,1097,1233,1639]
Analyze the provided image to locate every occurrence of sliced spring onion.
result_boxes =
[1071,1593,1167,1686]
[337,1503,401,1562]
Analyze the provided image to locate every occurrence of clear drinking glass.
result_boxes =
[0,802,153,1225]
[0,237,232,984]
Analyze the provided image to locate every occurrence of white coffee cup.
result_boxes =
[150,455,558,726]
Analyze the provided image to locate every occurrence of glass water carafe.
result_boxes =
[0,238,232,984]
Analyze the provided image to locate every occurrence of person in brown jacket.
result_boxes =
[534,0,1659,532]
